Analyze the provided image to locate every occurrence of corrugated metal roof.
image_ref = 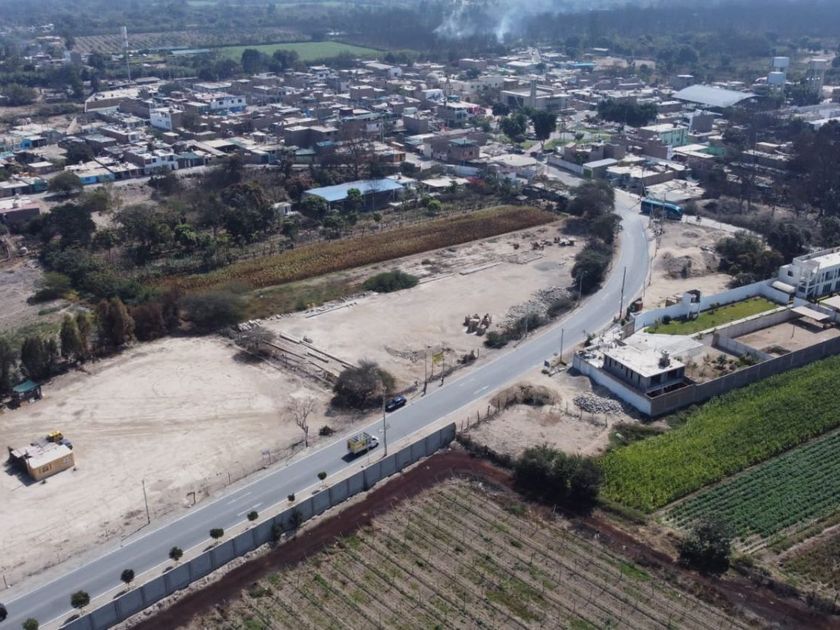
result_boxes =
[304,179,404,203]
[673,85,756,108]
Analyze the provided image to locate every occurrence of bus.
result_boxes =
[641,198,683,220]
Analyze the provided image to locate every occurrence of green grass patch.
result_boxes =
[218,41,381,62]
[647,297,777,335]
[243,277,357,319]
[600,354,840,512]
[619,562,651,581]
[664,430,840,541]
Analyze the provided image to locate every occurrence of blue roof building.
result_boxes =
[303,179,404,209]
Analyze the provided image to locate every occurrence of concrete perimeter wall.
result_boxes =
[63,424,457,630]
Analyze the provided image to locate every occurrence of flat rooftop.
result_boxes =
[604,345,685,378]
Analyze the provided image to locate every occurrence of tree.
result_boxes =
[20,336,54,380]
[60,315,83,361]
[514,445,602,509]
[299,195,329,222]
[64,142,94,166]
[530,110,557,144]
[572,240,613,295]
[332,361,395,409]
[120,569,135,587]
[344,187,363,214]
[48,172,83,197]
[767,222,808,261]
[96,297,135,349]
[130,302,167,341]
[23,619,39,630]
[75,311,93,359]
[271,49,299,71]
[492,102,510,116]
[70,590,90,611]
[180,290,245,332]
[48,203,96,248]
[292,396,317,447]
[678,517,732,574]
[210,527,224,540]
[2,83,36,105]
[0,336,16,397]
[568,180,615,218]
[220,182,276,243]
[362,270,419,293]
[500,112,528,141]
[115,204,174,261]
[169,546,183,562]
[247,510,259,521]
[597,99,658,127]
[240,48,264,74]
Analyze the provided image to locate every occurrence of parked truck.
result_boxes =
[347,432,379,456]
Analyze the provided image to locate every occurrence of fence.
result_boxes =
[61,423,456,630]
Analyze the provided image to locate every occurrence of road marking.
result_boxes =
[473,385,489,394]
[228,491,251,505]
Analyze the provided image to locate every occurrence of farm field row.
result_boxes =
[783,528,840,594]
[74,28,302,54]
[186,480,748,630]
[663,431,840,549]
[217,41,381,62]
[600,354,840,512]
[170,206,557,293]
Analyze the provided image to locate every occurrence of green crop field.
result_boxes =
[218,41,381,62]
[600,354,840,512]
[647,297,778,335]
[663,431,840,544]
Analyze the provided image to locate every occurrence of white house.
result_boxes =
[778,246,840,299]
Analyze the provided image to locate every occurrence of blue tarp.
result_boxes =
[304,179,404,203]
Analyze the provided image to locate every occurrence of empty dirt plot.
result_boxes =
[645,221,732,309]
[0,336,329,583]
[735,319,840,355]
[264,227,579,388]
[0,258,69,336]
[185,479,747,630]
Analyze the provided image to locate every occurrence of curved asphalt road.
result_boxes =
[2,191,648,629]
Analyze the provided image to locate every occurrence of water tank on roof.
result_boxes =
[772,56,790,70]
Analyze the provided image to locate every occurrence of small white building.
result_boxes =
[778,246,840,299]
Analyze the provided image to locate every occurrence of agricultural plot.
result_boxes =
[663,431,840,550]
[189,481,747,630]
[172,206,556,293]
[783,529,840,594]
[74,28,302,54]
[600,354,840,512]
[218,41,381,62]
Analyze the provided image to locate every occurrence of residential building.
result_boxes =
[778,246,840,299]
[602,347,687,398]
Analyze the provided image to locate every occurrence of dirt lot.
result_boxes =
[465,367,632,458]
[644,220,732,309]
[0,257,70,335]
[262,223,579,388]
[0,336,331,583]
[736,320,840,354]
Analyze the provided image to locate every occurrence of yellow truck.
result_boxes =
[347,432,379,456]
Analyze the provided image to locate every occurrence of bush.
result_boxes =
[169,546,183,562]
[572,240,612,295]
[319,425,335,436]
[514,445,602,510]
[317,471,327,481]
[180,290,245,332]
[271,522,283,542]
[23,619,39,630]
[332,360,395,409]
[678,517,732,574]
[287,493,295,502]
[362,269,419,293]
[210,528,224,539]
[30,272,72,303]
[70,590,90,610]
[120,569,135,585]
[484,330,509,349]
[546,295,573,319]
[247,510,259,521]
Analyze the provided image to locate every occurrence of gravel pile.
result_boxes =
[573,394,623,415]
[504,286,573,326]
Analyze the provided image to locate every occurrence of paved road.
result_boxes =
[1,193,649,629]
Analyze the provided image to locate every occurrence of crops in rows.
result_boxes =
[663,431,840,548]
[173,206,556,292]
[189,480,747,630]
[600,354,840,512]
[783,529,840,594]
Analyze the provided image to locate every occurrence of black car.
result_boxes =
[385,395,407,412]
[0,602,7,622]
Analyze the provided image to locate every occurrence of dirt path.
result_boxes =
[130,449,836,630]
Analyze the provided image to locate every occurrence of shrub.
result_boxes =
[319,425,335,436]
[287,493,295,502]
[317,471,327,481]
[30,272,72,303]
[271,522,283,542]
[247,510,259,521]
[70,590,90,610]
[180,290,245,332]
[484,330,509,349]
[169,546,183,562]
[23,619,39,630]
[210,528,224,540]
[120,569,135,585]
[678,517,732,574]
[514,445,602,510]
[332,360,395,409]
[362,269,419,293]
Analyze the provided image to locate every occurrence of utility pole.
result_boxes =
[559,328,565,362]
[142,478,150,524]
[577,271,586,302]
[618,266,627,321]
[381,386,388,456]
[423,347,428,395]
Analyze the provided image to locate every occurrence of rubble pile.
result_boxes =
[573,394,623,415]
[504,286,573,325]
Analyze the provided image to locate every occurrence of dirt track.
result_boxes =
[132,450,836,630]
